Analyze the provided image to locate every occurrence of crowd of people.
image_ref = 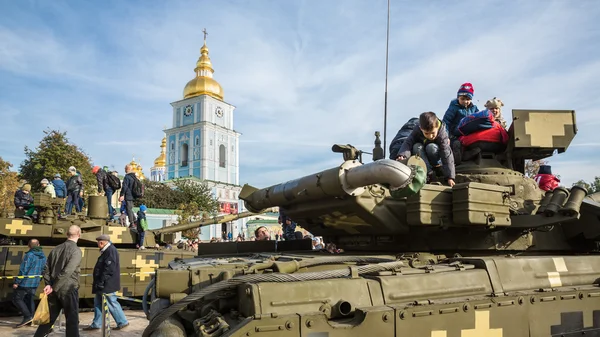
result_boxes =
[389,82,560,190]
[12,227,129,335]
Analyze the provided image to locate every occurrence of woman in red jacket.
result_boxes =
[534,165,560,191]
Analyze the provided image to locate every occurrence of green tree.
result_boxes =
[572,177,600,194]
[137,180,179,209]
[178,201,202,239]
[0,157,21,216]
[19,129,96,195]
[170,179,219,216]
[138,178,220,238]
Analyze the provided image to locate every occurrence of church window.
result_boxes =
[170,141,175,151]
[182,143,189,167]
[210,139,213,146]
[219,144,226,168]
[231,145,234,152]
[195,136,200,146]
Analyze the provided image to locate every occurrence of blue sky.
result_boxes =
[1,0,599,188]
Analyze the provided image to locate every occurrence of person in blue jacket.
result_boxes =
[13,239,46,328]
[442,82,480,139]
[442,82,479,164]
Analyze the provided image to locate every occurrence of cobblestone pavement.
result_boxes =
[0,310,148,336]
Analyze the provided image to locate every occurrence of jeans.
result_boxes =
[105,188,115,219]
[12,287,36,320]
[413,143,441,174]
[65,190,81,215]
[90,292,128,328]
[125,200,135,227]
[138,230,146,247]
[34,289,80,337]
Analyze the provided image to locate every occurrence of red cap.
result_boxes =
[92,166,100,174]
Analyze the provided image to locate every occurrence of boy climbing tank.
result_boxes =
[396,111,455,187]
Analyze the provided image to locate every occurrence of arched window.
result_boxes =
[219,144,226,168]
[182,143,188,167]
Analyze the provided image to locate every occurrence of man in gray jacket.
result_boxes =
[34,225,82,337]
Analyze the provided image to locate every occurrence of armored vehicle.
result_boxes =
[0,197,268,304]
[143,109,600,337]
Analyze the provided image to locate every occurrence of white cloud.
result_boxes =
[0,0,599,190]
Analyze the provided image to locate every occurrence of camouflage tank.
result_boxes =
[0,196,269,304]
[143,109,600,337]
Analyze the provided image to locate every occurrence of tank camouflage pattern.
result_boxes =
[143,109,600,337]
[0,196,271,304]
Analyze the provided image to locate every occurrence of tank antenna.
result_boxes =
[383,0,391,159]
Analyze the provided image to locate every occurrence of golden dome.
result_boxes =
[153,136,167,167]
[129,156,146,180]
[183,42,224,100]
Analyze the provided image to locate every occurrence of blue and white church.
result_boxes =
[161,35,246,241]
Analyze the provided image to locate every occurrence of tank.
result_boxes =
[0,197,271,304]
[143,109,600,337]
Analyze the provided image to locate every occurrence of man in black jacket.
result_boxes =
[65,166,83,215]
[119,164,137,227]
[83,234,129,330]
[92,165,114,220]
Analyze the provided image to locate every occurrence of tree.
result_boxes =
[137,179,220,213]
[524,159,548,178]
[178,201,202,239]
[0,157,20,216]
[138,178,220,239]
[572,177,600,194]
[19,129,96,195]
[170,179,219,216]
[137,180,179,209]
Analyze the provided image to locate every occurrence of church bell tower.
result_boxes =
[164,30,240,185]
[163,30,244,240]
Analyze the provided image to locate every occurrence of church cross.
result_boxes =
[203,28,208,42]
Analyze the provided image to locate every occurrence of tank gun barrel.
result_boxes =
[240,159,414,212]
[150,208,276,235]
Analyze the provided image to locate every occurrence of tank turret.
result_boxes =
[238,109,594,253]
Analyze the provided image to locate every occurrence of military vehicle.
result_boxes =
[0,196,269,305]
[142,109,600,337]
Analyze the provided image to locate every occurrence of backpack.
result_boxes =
[132,175,144,199]
[389,117,420,159]
[106,174,121,190]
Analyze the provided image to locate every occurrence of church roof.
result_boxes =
[183,32,224,100]
[129,156,146,180]
[152,136,167,168]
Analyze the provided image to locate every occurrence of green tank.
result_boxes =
[143,109,600,337]
[0,197,269,305]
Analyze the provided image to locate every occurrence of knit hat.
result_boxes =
[485,97,504,110]
[54,173,61,178]
[140,205,148,212]
[22,184,31,192]
[92,166,100,174]
[103,166,109,172]
[457,82,474,99]
[68,166,76,173]
[538,165,552,175]
[41,179,49,184]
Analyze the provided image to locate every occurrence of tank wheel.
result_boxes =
[149,316,186,337]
